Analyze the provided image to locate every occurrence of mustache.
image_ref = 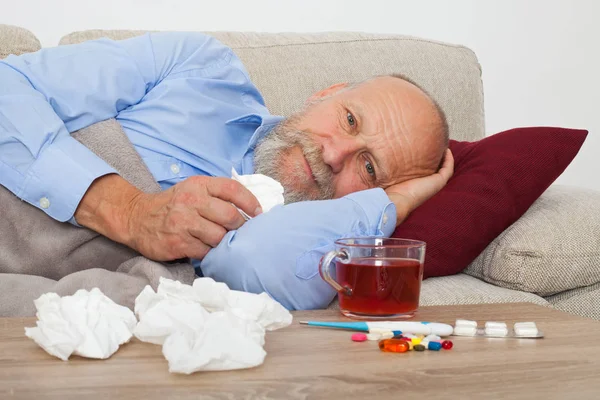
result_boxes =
[253,119,336,202]
[295,135,334,196]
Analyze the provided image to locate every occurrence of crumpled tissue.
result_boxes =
[134,277,292,374]
[231,167,284,214]
[24,288,137,361]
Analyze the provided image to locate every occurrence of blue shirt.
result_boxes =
[0,32,397,310]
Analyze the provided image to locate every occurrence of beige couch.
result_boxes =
[2,25,600,319]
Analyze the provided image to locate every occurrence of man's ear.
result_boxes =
[306,82,349,104]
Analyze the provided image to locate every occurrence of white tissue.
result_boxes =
[162,312,267,373]
[134,277,292,374]
[231,168,284,213]
[24,288,137,361]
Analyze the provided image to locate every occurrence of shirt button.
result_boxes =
[39,197,50,209]
[382,213,389,225]
[170,164,181,174]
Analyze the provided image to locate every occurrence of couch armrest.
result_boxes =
[464,185,600,296]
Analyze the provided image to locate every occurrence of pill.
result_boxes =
[424,334,441,341]
[379,339,410,353]
[485,321,507,329]
[484,327,508,337]
[514,321,537,327]
[411,338,422,345]
[453,325,477,336]
[399,337,412,342]
[392,330,403,336]
[414,344,426,352]
[367,333,382,341]
[428,341,442,351]
[442,340,453,350]
[406,341,414,350]
[352,333,368,342]
[455,319,477,328]
[380,331,394,339]
[421,340,430,348]
[514,322,539,336]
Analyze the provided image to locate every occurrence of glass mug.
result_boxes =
[319,237,425,319]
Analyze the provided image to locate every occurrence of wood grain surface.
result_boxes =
[1,303,599,400]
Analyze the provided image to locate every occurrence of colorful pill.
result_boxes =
[392,330,403,336]
[352,333,368,342]
[442,340,453,350]
[411,338,422,345]
[414,344,426,352]
[428,341,442,351]
[367,333,382,341]
[379,339,410,353]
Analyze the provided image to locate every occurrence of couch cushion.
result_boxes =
[0,24,41,58]
[546,282,600,320]
[393,127,587,279]
[60,30,485,142]
[465,185,600,296]
[419,274,549,306]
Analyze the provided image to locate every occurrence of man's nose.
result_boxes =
[320,134,363,174]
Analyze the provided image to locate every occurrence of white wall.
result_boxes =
[2,0,598,190]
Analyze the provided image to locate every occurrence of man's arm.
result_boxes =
[199,188,397,310]
[0,32,262,259]
[0,32,232,222]
[199,150,454,310]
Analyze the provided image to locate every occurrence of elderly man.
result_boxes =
[0,32,453,309]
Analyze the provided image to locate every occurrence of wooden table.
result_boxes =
[1,303,600,399]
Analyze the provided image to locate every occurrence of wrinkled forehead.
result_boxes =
[342,77,445,183]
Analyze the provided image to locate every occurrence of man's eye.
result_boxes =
[365,159,376,177]
[347,112,355,126]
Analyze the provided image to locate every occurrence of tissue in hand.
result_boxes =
[231,168,284,213]
[134,277,292,373]
[24,288,137,361]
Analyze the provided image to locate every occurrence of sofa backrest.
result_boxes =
[61,30,485,142]
[0,24,41,58]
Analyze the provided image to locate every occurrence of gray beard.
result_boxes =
[253,118,335,204]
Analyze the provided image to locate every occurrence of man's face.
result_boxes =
[254,76,445,203]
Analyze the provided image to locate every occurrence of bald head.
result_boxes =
[253,73,450,203]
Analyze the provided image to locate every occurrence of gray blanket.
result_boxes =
[0,119,195,316]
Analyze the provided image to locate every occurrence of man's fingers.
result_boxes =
[206,177,262,217]
[187,217,228,248]
[182,238,212,260]
[438,149,454,182]
[198,197,247,231]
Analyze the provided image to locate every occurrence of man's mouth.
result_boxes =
[300,151,316,184]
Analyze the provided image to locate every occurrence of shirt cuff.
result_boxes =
[343,188,397,237]
[18,135,117,222]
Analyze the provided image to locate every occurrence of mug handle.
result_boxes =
[319,249,352,296]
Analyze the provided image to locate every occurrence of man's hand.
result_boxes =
[74,174,262,261]
[385,149,454,226]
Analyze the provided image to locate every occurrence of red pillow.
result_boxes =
[392,127,588,279]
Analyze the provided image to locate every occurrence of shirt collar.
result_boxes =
[226,113,284,149]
